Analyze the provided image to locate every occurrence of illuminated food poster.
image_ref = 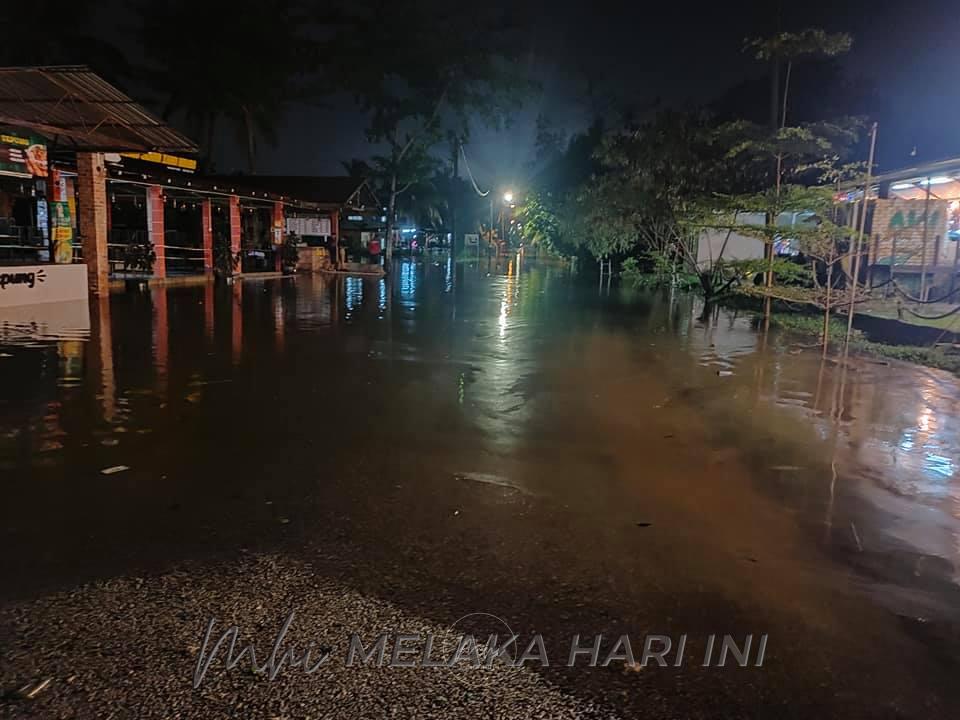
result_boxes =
[0,128,48,177]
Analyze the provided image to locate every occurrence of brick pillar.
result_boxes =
[105,187,112,235]
[76,152,109,294]
[273,200,284,272]
[229,195,242,274]
[146,185,166,279]
[201,199,213,272]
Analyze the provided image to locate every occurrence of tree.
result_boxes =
[334,0,530,271]
[138,0,322,172]
[344,149,444,233]
[718,116,863,305]
[516,192,562,254]
[580,109,732,292]
[741,29,853,304]
[0,0,130,80]
[745,29,852,132]
[515,121,606,256]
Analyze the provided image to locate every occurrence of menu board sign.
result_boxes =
[0,128,48,177]
[286,216,331,237]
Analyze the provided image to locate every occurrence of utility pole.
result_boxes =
[919,175,932,301]
[450,136,459,261]
[489,195,494,257]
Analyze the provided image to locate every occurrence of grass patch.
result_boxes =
[765,312,960,374]
[858,300,960,331]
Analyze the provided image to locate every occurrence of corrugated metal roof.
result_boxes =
[839,157,960,191]
[0,65,197,153]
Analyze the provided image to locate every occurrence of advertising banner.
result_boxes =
[51,201,74,264]
[872,198,951,265]
[0,128,48,177]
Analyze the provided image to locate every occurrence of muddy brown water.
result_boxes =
[3,257,960,716]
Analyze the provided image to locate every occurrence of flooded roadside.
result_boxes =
[2,258,960,717]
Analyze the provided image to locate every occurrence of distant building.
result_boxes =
[695,211,817,268]
[839,158,960,300]
[206,175,383,269]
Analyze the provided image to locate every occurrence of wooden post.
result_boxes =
[951,237,960,296]
[846,122,877,340]
[887,236,897,299]
[919,178,932,301]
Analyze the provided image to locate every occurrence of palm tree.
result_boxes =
[138,0,318,172]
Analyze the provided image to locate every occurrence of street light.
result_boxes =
[503,191,513,204]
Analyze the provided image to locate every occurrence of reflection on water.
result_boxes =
[0,300,90,346]
[2,260,960,613]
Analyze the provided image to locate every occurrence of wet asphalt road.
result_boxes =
[2,258,960,717]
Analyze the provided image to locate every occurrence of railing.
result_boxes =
[108,229,206,276]
[162,230,205,275]
[163,244,206,275]
[108,228,150,275]
[0,222,46,264]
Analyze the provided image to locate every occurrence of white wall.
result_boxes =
[695,211,812,268]
[0,264,88,308]
[696,228,765,267]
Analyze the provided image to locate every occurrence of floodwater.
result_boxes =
[3,257,960,715]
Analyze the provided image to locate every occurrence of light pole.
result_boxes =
[500,191,513,248]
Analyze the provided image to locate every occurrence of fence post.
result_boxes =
[951,238,960,297]
[887,236,897,299]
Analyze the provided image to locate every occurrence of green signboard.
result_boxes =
[51,201,74,264]
[0,127,48,177]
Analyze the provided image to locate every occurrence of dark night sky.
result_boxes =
[83,0,960,187]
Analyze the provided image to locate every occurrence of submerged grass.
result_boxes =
[765,312,960,375]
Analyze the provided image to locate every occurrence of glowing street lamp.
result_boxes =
[502,191,513,204]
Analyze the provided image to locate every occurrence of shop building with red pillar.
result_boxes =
[0,66,385,308]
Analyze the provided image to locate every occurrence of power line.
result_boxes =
[459,143,489,198]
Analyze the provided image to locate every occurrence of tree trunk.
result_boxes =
[822,249,834,356]
[384,171,397,273]
[204,112,217,173]
[780,61,793,129]
[769,59,780,132]
[242,106,256,174]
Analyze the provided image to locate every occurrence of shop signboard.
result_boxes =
[109,151,197,174]
[872,198,951,264]
[0,128,48,177]
[51,201,74,264]
[0,263,88,308]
